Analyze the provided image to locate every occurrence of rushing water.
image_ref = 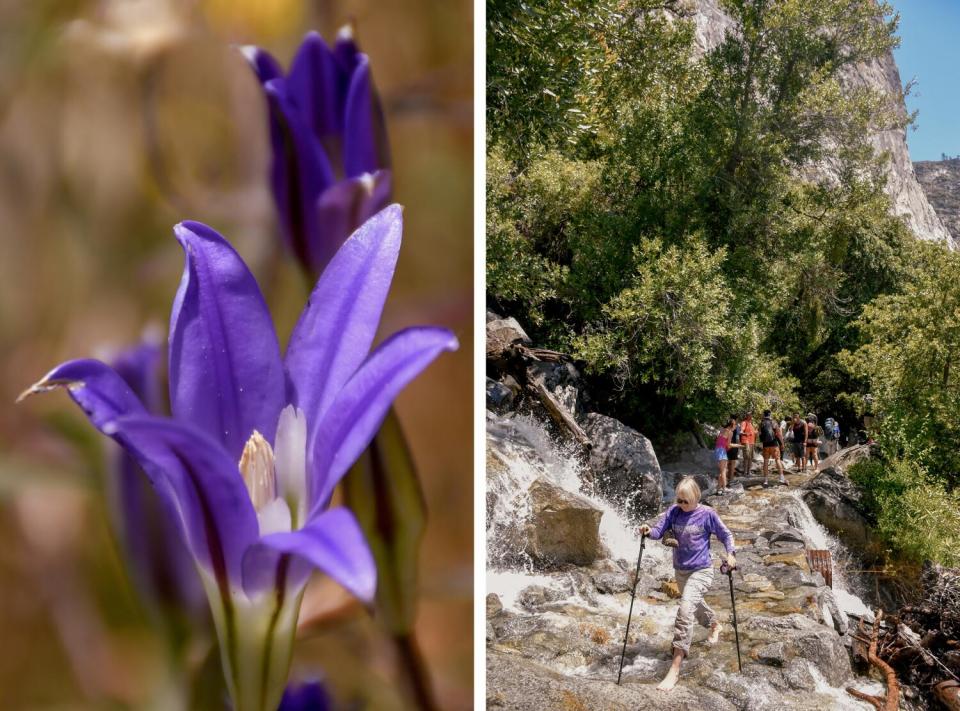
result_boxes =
[783,490,874,620]
[487,412,880,707]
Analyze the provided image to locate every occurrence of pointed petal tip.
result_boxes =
[16,367,80,404]
[237,44,260,64]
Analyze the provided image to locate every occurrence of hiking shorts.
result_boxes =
[714,447,728,462]
[762,445,780,459]
[792,442,804,459]
[727,447,739,461]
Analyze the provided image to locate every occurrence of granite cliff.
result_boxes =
[914,158,960,245]
[688,0,955,248]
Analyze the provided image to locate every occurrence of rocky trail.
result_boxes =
[486,412,896,710]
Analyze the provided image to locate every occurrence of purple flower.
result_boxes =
[22,206,456,710]
[243,28,391,278]
[279,679,332,711]
[109,337,206,622]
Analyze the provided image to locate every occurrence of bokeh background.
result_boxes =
[0,0,472,708]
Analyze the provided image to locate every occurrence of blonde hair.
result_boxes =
[676,476,701,504]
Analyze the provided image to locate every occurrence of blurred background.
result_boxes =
[0,0,472,708]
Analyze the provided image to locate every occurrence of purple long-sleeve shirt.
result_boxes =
[648,504,736,571]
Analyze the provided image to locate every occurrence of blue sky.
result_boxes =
[891,0,960,161]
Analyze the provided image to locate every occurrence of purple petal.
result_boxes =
[264,79,336,269]
[111,337,164,414]
[343,56,389,177]
[284,204,403,436]
[311,327,458,507]
[332,28,361,75]
[240,45,283,85]
[21,359,148,427]
[242,507,375,602]
[279,680,333,711]
[312,169,393,271]
[287,32,344,140]
[169,221,285,461]
[110,342,205,614]
[106,415,260,590]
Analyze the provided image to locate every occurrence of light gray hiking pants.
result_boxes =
[673,567,716,655]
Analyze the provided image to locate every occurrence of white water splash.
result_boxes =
[809,664,885,710]
[487,569,559,612]
[784,490,873,619]
[487,413,672,573]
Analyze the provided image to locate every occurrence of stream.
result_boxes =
[487,412,890,710]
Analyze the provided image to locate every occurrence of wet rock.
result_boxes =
[801,467,875,551]
[659,431,717,477]
[486,377,515,412]
[518,585,567,611]
[487,649,738,711]
[593,570,633,595]
[583,413,663,520]
[818,588,849,635]
[781,658,817,691]
[754,641,788,666]
[766,528,805,545]
[741,614,852,686]
[735,573,774,592]
[526,478,603,566]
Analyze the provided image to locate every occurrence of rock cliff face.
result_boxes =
[689,0,955,248]
[914,158,960,244]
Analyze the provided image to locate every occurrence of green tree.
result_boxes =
[841,242,960,483]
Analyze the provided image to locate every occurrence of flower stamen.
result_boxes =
[239,430,276,512]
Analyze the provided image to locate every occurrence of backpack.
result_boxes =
[760,418,776,444]
[824,418,837,440]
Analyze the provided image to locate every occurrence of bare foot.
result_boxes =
[656,667,680,691]
[708,622,722,645]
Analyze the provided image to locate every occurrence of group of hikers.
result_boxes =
[713,410,840,494]
[631,411,843,691]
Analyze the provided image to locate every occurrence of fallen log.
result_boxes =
[527,375,592,450]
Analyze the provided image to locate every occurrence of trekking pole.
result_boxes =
[617,533,646,685]
[721,561,742,672]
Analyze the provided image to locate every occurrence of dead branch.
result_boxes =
[846,611,900,711]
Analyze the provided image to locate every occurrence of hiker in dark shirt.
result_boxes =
[726,414,741,486]
[759,409,786,486]
[790,413,808,472]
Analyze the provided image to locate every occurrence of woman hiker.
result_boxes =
[639,477,737,691]
[715,417,741,495]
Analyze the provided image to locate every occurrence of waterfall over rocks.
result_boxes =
[487,409,890,709]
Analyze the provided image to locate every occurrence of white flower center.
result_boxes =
[239,430,276,511]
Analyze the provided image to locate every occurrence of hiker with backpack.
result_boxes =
[737,411,756,477]
[759,410,787,486]
[823,417,840,457]
[639,476,737,692]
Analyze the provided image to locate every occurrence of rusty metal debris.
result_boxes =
[806,548,833,588]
